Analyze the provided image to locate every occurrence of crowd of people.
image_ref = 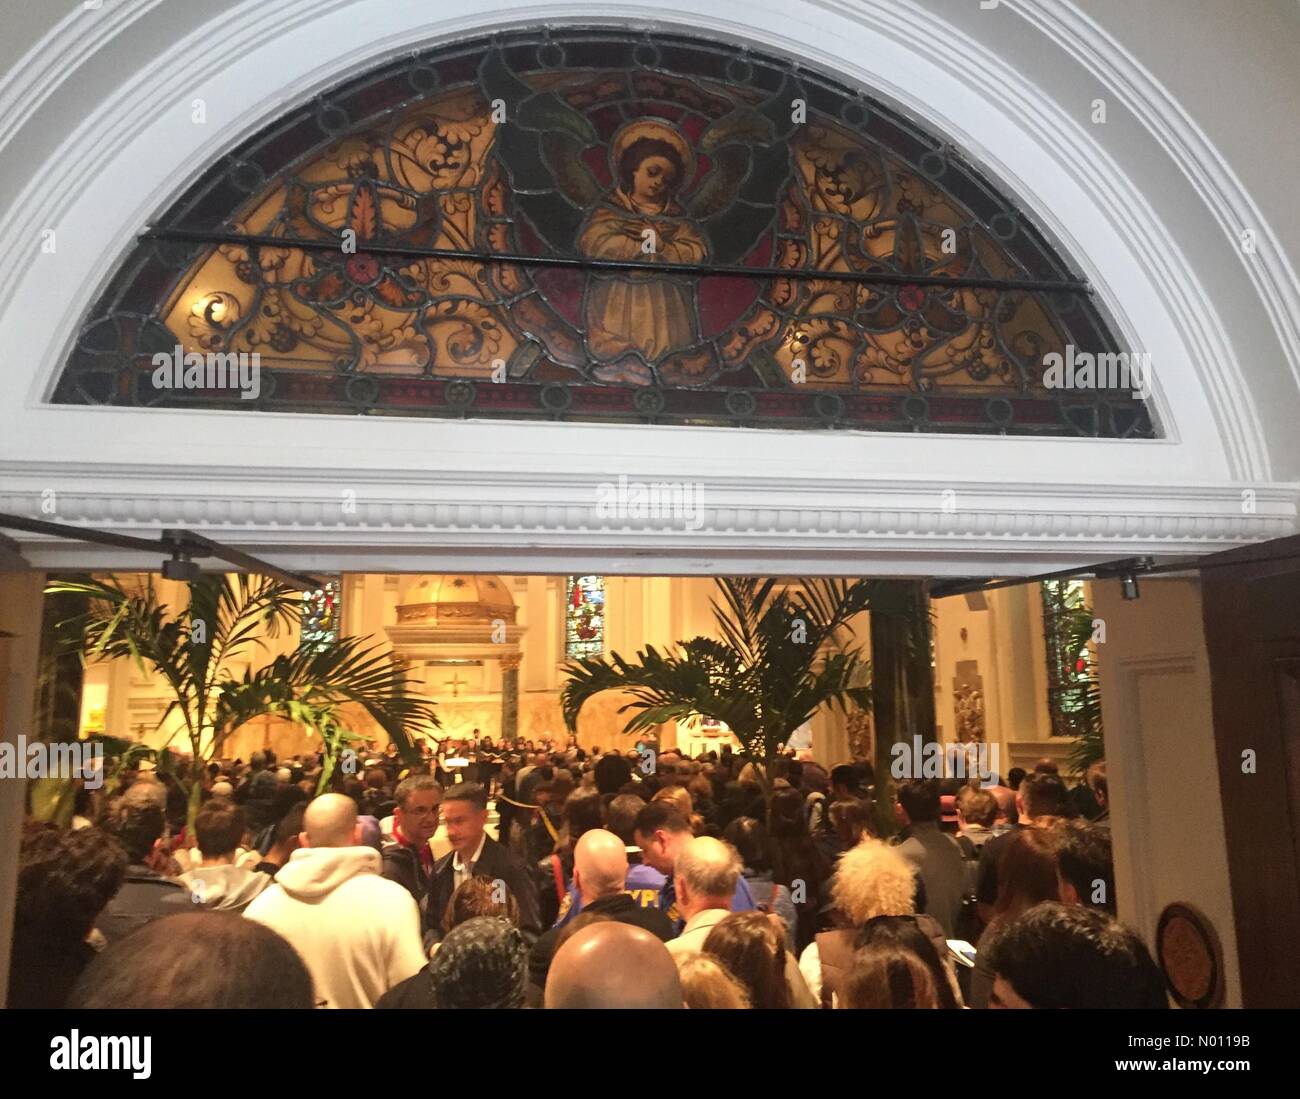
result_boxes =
[10,734,1169,1010]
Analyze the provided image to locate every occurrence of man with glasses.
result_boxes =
[381,775,443,934]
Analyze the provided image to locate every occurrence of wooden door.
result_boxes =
[1200,533,1300,1007]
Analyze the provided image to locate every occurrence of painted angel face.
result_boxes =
[631,154,678,204]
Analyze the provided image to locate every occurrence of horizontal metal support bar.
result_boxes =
[142,227,1093,295]
[930,548,1300,598]
[0,512,165,555]
[0,513,325,590]
[930,556,1158,598]
[160,529,326,590]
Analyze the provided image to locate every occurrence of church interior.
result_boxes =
[75,570,1067,775]
[1,0,1297,1022]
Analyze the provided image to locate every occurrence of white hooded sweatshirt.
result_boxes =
[180,864,271,913]
[244,846,425,1008]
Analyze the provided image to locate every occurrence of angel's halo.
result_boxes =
[608,118,696,191]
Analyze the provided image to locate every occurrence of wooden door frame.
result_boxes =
[1200,533,1300,1008]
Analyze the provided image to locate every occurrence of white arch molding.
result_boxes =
[0,0,1296,574]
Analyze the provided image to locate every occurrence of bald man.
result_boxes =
[544,922,683,1009]
[666,836,819,1007]
[665,836,743,959]
[244,793,426,1008]
[527,829,675,999]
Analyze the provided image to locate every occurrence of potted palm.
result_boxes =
[47,573,439,823]
[561,577,913,796]
[216,639,440,794]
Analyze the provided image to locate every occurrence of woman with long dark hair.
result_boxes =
[533,788,605,929]
[969,827,1060,1008]
[842,915,960,1009]
[703,911,807,1009]
[767,787,832,953]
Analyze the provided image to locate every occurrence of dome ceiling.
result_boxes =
[396,573,517,624]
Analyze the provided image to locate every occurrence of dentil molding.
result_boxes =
[1,462,1294,576]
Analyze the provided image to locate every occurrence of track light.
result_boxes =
[0,512,326,589]
[1109,555,1154,601]
[161,550,200,582]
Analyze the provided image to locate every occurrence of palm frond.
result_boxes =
[1059,603,1105,773]
[215,634,438,763]
[47,575,439,822]
[562,575,898,777]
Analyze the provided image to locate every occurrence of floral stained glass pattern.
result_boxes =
[566,575,605,660]
[54,29,1154,438]
[300,578,341,654]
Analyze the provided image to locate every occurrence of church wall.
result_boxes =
[520,575,556,694]
[990,585,1056,760]
[933,592,996,745]
[931,586,1059,780]
[1092,577,1242,1007]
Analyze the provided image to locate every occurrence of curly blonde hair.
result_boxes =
[831,837,917,926]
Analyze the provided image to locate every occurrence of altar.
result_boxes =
[384,574,526,743]
[674,717,740,758]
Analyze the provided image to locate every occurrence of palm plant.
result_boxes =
[561,577,908,795]
[47,574,439,823]
[27,649,87,827]
[26,733,151,828]
[217,637,441,794]
[1061,607,1105,775]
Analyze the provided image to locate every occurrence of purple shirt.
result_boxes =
[552,860,667,929]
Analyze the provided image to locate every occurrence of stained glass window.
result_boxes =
[300,577,341,653]
[566,575,605,660]
[1041,579,1096,738]
[54,29,1154,438]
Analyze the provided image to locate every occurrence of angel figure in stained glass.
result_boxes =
[577,120,709,372]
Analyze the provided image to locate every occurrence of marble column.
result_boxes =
[500,652,520,742]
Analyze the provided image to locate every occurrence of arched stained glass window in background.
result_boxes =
[566,575,605,660]
[55,28,1155,438]
[300,577,341,653]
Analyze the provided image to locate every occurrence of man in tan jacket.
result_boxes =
[666,836,816,1007]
